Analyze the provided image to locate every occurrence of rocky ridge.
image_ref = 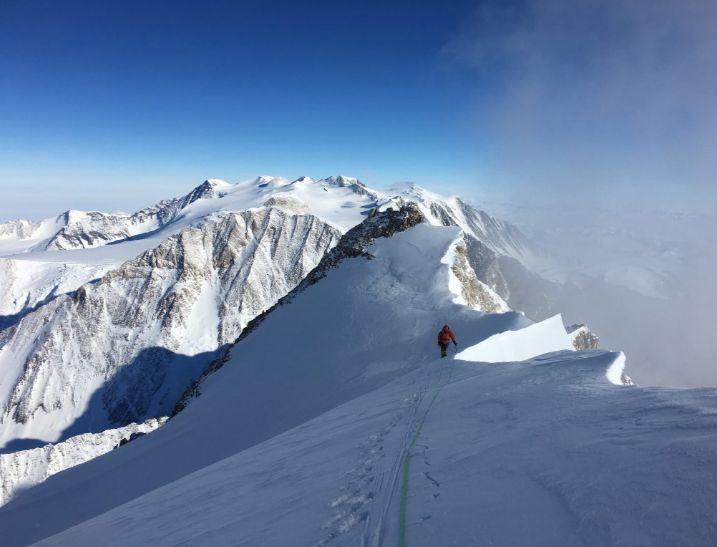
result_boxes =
[0,207,340,448]
[0,417,165,507]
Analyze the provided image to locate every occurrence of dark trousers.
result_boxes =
[440,343,449,358]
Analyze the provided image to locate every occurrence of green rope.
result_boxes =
[398,385,443,547]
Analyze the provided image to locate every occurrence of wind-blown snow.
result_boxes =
[455,314,574,363]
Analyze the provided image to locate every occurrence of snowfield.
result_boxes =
[1,223,716,546]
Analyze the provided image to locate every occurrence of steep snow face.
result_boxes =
[0,418,165,507]
[0,224,534,545]
[0,208,340,450]
[0,216,66,254]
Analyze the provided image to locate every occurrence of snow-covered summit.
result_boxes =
[0,175,532,319]
[0,175,530,259]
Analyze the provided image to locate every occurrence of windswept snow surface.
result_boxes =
[2,224,717,546]
[32,352,717,547]
[455,314,574,363]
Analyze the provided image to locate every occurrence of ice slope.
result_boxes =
[0,224,532,546]
[30,352,717,547]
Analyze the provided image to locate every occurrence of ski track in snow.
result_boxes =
[317,358,457,547]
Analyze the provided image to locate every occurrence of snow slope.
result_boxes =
[34,350,717,547]
[0,223,532,545]
[2,221,716,546]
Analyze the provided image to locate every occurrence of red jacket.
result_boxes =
[437,326,456,345]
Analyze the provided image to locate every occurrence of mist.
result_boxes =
[445,0,717,386]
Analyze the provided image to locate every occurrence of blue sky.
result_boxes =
[1,0,715,220]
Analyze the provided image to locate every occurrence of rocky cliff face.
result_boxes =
[0,417,165,507]
[449,236,510,313]
[0,208,340,448]
[567,324,601,350]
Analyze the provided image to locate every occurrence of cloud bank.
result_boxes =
[445,0,717,212]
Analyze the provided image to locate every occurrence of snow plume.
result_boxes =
[444,0,717,212]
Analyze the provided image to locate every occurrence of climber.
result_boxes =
[437,324,457,358]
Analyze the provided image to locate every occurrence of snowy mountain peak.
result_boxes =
[322,175,359,186]
[182,178,231,203]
